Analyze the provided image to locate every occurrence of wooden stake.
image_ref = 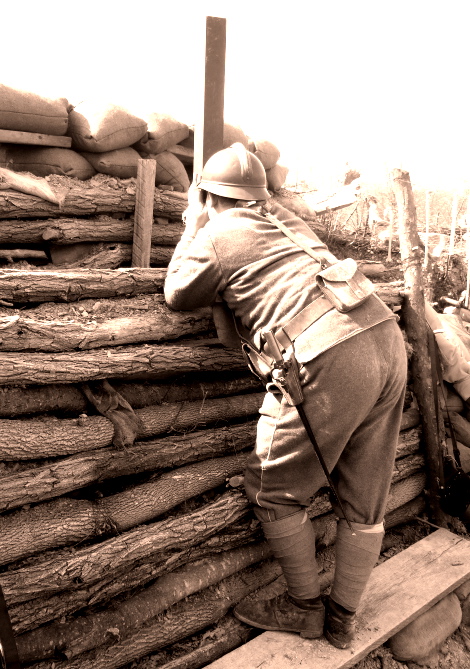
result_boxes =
[387,208,394,262]
[132,159,157,268]
[466,194,470,308]
[193,16,226,179]
[449,190,458,258]
[424,189,430,267]
[391,168,447,527]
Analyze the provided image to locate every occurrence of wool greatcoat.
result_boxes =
[164,203,408,526]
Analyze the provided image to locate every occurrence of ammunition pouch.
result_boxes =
[316,258,375,313]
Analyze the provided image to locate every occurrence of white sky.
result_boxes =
[2,0,470,189]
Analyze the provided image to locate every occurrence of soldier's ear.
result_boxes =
[207,193,219,209]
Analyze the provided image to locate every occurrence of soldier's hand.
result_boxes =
[183,180,209,235]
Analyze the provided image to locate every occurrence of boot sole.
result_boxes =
[324,628,353,649]
[234,609,323,639]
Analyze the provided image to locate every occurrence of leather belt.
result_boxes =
[275,294,334,351]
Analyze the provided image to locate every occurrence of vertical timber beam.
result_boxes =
[391,168,448,527]
[193,16,226,180]
[132,159,157,268]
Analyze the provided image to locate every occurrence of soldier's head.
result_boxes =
[197,143,269,217]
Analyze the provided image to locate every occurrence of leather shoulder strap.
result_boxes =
[263,212,337,266]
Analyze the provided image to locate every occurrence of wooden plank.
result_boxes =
[207,529,470,669]
[132,159,157,268]
[193,16,226,179]
[0,129,72,148]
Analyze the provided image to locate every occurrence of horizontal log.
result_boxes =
[7,475,425,635]
[372,281,404,306]
[395,426,421,457]
[129,516,425,669]
[0,248,47,260]
[8,521,261,634]
[0,373,262,417]
[48,242,174,270]
[0,341,247,386]
[0,398,417,464]
[29,558,282,669]
[0,392,263,460]
[0,305,212,352]
[385,472,426,515]
[17,542,270,663]
[0,217,184,246]
[0,422,257,512]
[392,453,425,481]
[124,615,250,669]
[0,173,188,220]
[26,509,422,669]
[0,424,418,514]
[0,266,401,306]
[0,294,404,354]
[0,267,166,303]
[0,454,251,566]
[1,459,424,603]
[0,373,262,419]
[0,490,250,606]
[384,495,426,529]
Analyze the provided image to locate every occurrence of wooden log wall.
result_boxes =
[0,178,424,669]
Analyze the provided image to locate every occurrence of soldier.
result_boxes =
[164,143,407,648]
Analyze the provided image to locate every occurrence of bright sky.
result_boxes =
[2,0,469,189]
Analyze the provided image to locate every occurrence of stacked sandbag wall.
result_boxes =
[0,86,289,198]
[0,85,291,270]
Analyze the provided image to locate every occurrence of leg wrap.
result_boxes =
[262,510,320,600]
[330,519,384,612]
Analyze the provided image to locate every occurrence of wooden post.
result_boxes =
[193,16,226,180]
[424,189,430,267]
[449,191,458,259]
[391,168,448,527]
[387,208,394,262]
[466,194,470,308]
[132,159,157,268]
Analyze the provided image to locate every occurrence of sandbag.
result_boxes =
[68,102,147,153]
[81,147,141,178]
[253,139,281,170]
[0,84,69,136]
[146,151,190,192]
[166,144,194,166]
[3,147,96,180]
[388,593,462,662]
[134,113,189,154]
[178,126,195,149]
[266,163,288,191]
[0,167,65,205]
[223,123,249,148]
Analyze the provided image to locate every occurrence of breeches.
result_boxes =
[244,319,408,525]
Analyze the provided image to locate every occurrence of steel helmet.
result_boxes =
[197,142,270,201]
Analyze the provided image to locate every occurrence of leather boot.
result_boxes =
[234,591,325,638]
[324,597,356,649]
